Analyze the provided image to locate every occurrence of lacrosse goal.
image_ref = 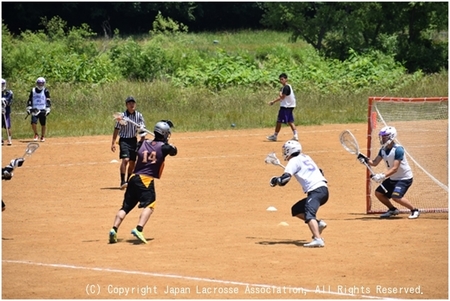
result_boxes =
[366,97,448,214]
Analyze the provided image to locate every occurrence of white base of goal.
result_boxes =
[366,97,448,214]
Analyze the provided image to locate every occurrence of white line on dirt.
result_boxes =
[3,259,398,299]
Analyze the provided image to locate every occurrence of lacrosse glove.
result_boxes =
[372,173,386,183]
[357,153,369,164]
[26,106,32,114]
[45,107,51,116]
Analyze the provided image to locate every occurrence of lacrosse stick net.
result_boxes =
[22,142,40,160]
[112,112,154,136]
[265,152,285,169]
[339,130,359,154]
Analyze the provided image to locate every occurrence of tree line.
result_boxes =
[2,2,448,73]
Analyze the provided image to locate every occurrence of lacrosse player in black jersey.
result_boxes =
[109,120,177,244]
[111,96,146,190]
[2,157,25,211]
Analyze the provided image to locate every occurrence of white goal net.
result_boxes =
[366,97,448,214]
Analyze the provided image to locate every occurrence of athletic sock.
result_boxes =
[120,173,125,183]
[113,227,118,233]
[136,225,143,232]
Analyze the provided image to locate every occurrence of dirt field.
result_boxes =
[2,123,448,299]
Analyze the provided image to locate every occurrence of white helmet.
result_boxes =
[36,77,46,89]
[154,121,171,141]
[282,140,302,161]
[379,126,397,148]
[1,78,5,91]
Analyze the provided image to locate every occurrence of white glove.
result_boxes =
[137,125,147,137]
[26,106,32,114]
[372,173,386,183]
[45,107,51,116]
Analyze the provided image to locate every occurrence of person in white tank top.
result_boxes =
[267,73,298,142]
[357,126,420,219]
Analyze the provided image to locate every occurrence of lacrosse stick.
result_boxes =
[339,130,388,193]
[22,142,40,160]
[265,152,285,169]
[25,108,41,120]
[112,112,154,136]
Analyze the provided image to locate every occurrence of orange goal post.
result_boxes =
[366,97,448,214]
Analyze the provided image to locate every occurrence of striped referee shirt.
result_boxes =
[115,110,145,138]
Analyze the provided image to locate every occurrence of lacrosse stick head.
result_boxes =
[265,152,285,168]
[23,142,39,159]
[379,126,397,149]
[113,112,128,125]
[31,108,41,116]
[339,130,360,155]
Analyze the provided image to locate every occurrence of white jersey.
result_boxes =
[32,88,47,110]
[280,84,296,108]
[379,144,413,180]
[284,153,327,193]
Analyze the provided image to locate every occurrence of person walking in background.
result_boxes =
[267,73,298,142]
[26,77,51,142]
[269,140,329,248]
[109,120,177,244]
[358,126,420,219]
[111,96,145,190]
[2,78,14,145]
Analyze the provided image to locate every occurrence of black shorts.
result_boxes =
[121,174,156,213]
[376,178,413,199]
[119,137,137,161]
[291,186,329,222]
[31,110,47,126]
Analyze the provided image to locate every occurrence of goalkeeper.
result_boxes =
[357,126,420,219]
[2,157,25,211]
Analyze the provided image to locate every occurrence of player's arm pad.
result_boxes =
[277,173,291,186]
[162,143,177,157]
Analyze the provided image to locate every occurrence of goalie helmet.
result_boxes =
[154,121,171,141]
[379,126,397,148]
[1,78,5,91]
[36,77,46,89]
[282,140,302,161]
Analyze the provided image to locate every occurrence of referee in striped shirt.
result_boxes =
[111,96,146,190]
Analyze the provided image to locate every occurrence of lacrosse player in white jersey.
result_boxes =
[269,140,329,248]
[357,126,419,219]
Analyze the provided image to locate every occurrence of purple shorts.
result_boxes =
[277,107,295,124]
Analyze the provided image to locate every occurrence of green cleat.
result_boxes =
[109,228,117,244]
[131,228,147,244]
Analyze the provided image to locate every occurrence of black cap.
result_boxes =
[125,96,136,103]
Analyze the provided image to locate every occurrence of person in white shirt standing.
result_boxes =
[267,73,298,142]
[269,140,329,248]
[358,126,420,219]
[26,77,51,142]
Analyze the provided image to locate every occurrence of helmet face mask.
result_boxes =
[282,140,302,161]
[154,121,171,141]
[379,126,397,148]
[36,77,46,89]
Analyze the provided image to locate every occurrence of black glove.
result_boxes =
[270,176,279,187]
[357,153,369,164]
[2,167,13,180]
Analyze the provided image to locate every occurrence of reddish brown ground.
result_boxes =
[2,124,448,299]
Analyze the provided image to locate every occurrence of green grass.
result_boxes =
[3,30,448,139]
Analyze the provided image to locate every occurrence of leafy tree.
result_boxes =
[261,2,448,73]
